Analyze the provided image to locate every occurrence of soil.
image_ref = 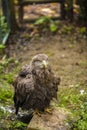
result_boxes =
[5,29,87,129]
[7,3,87,88]
[1,3,87,129]
[7,30,87,89]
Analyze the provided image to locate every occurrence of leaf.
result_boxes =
[79,27,86,34]
[49,22,58,32]
[35,16,51,25]
[0,45,5,49]
[35,17,47,25]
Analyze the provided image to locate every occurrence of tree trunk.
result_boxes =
[67,0,73,22]
[9,0,18,32]
[2,0,7,20]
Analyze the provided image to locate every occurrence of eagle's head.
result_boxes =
[31,54,49,70]
[30,54,51,80]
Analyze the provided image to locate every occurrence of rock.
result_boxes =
[27,108,73,130]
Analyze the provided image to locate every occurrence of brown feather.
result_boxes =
[13,54,60,114]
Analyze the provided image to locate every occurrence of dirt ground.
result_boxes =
[6,2,87,90]
[3,26,86,130]
[7,31,87,89]
[1,3,87,129]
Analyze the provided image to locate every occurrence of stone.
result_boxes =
[27,108,73,130]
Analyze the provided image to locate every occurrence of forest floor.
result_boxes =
[1,26,86,129]
[7,30,87,88]
[0,3,87,130]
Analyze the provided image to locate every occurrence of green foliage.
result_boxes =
[0,81,13,103]
[1,72,14,84]
[49,22,58,32]
[73,102,87,130]
[0,44,5,49]
[10,121,27,129]
[35,16,58,33]
[35,16,49,25]
[0,16,10,44]
[61,25,74,35]
[58,84,87,130]
[0,118,27,130]
[0,56,19,83]
[1,16,8,33]
[0,44,5,54]
[0,54,27,130]
[78,27,87,35]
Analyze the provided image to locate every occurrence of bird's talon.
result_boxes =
[34,110,42,117]
[45,108,53,114]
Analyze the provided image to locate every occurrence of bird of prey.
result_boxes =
[13,54,60,115]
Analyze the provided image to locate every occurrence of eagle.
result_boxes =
[13,54,60,115]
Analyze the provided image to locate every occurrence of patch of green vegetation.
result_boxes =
[0,44,5,50]
[10,121,27,130]
[0,80,28,130]
[35,16,58,33]
[0,55,19,83]
[79,27,86,34]
[79,61,87,68]
[0,80,13,104]
[34,19,87,38]
[0,118,27,130]
[78,27,87,35]
[73,102,87,130]
[0,80,13,129]
[61,25,74,35]
[58,83,87,130]
[1,16,8,33]
[0,45,27,130]
[0,105,9,119]
[0,45,5,54]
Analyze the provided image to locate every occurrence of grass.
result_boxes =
[0,51,27,130]
[0,80,13,104]
[0,43,87,130]
[0,65,87,129]
[0,73,27,130]
[0,79,28,130]
[58,83,87,130]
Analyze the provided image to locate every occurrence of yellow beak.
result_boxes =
[42,60,48,68]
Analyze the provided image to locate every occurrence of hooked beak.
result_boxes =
[42,60,48,68]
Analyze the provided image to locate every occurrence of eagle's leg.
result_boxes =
[34,109,43,116]
[15,106,19,115]
[13,94,19,115]
[44,107,53,114]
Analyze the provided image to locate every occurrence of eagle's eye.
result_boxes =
[34,60,42,66]
[34,59,48,69]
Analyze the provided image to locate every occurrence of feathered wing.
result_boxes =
[44,71,60,107]
[13,55,61,114]
[19,64,31,77]
[13,65,34,114]
[51,74,60,99]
